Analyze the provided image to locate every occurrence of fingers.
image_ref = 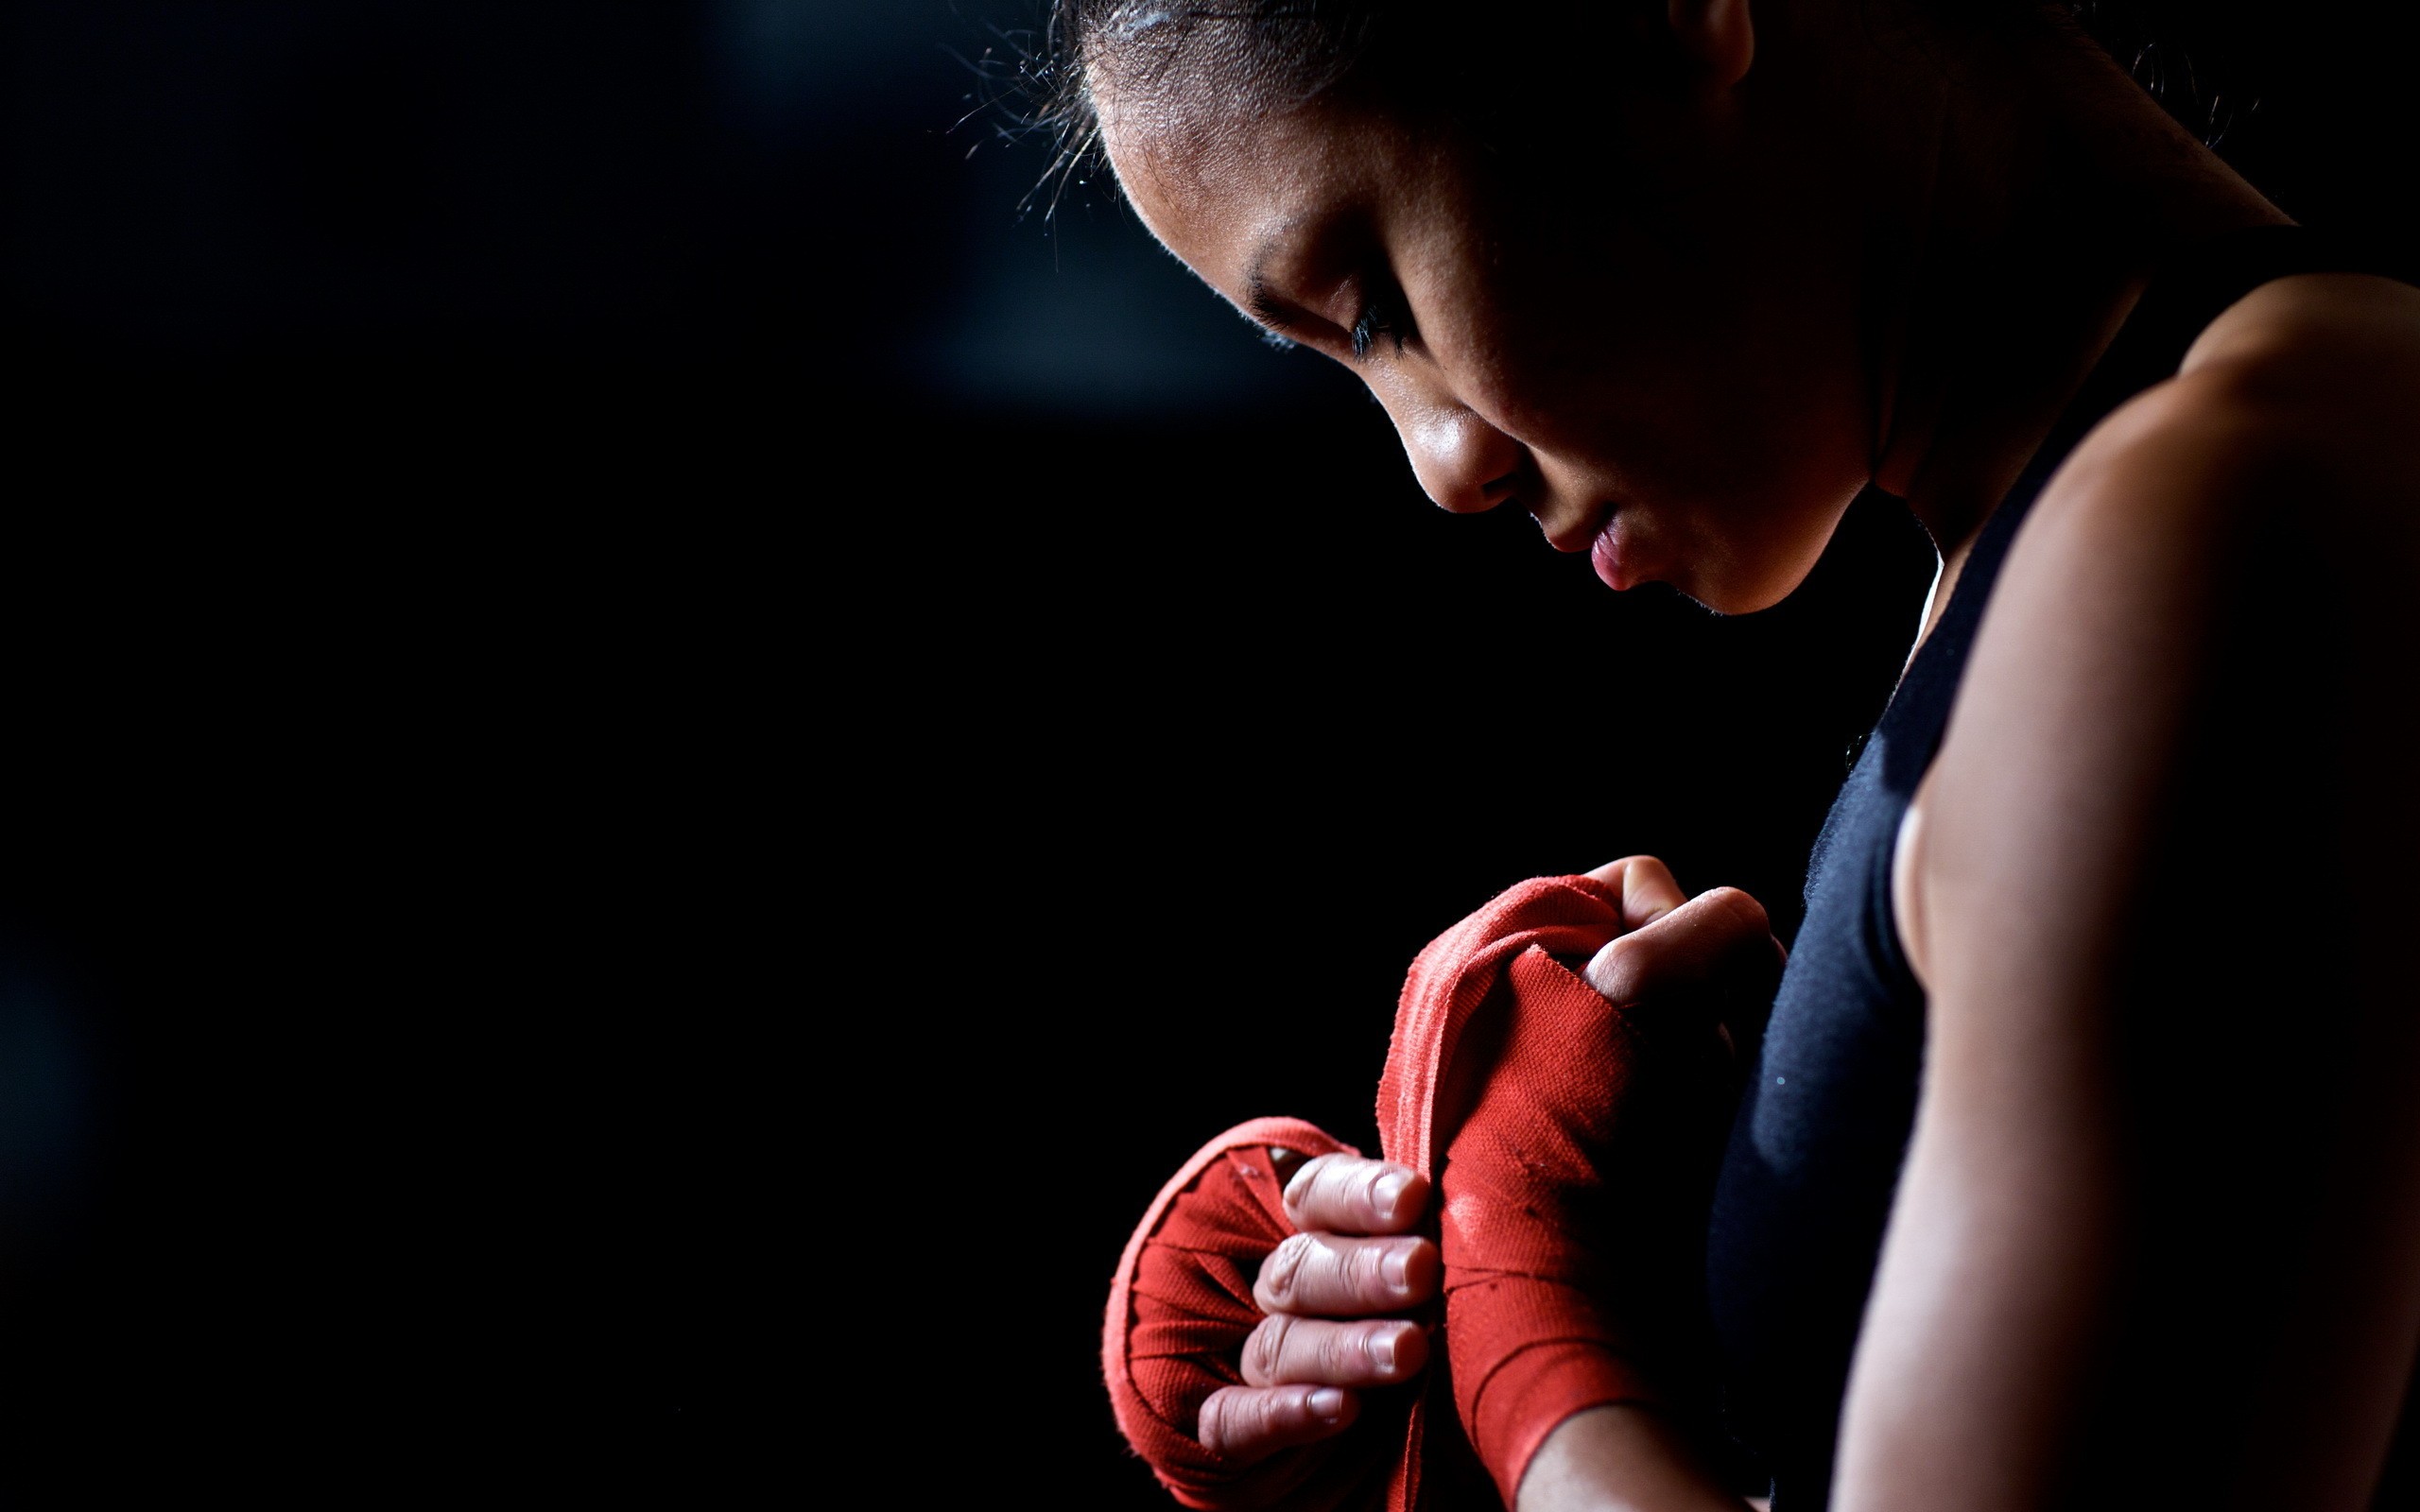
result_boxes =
[1240,1314,1430,1388]
[1283,1154,1429,1236]
[1197,1383,1358,1465]
[1253,1231,1440,1316]
[1585,885,1785,1008]
[1583,854,1689,928]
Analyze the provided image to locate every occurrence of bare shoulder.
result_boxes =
[2187,270,2420,414]
[1901,272,2420,989]
[1974,269,2420,723]
[1870,273,2420,1512]
[2048,271,2420,552]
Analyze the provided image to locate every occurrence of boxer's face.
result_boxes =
[1096,45,1877,613]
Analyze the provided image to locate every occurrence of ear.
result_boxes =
[1666,0,1755,88]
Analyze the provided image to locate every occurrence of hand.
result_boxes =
[1195,1154,1439,1466]
[1483,855,1782,1512]
[1580,856,1786,1047]
[1196,858,1780,1473]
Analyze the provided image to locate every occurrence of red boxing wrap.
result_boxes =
[1103,876,1728,1512]
[1380,875,1732,1506]
[1103,1117,1416,1512]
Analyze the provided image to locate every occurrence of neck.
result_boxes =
[1854,15,2286,569]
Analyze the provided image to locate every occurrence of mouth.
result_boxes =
[1587,515,1636,592]
[1537,503,1640,592]
[1539,501,1613,556]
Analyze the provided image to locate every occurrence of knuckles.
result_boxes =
[1346,1241,1392,1303]
[1699,885,1771,934]
[1241,1314,1296,1385]
[1284,1154,1372,1230]
[1320,1324,1366,1379]
[1587,932,1655,1004]
[1242,1317,1407,1387]
[1200,1383,1352,1464]
[1285,1154,1426,1233]
[1197,1390,1229,1452]
[1254,1233,1433,1315]
[1589,885,1782,1004]
[1280,1155,1336,1228]
[1198,1388,1253,1457]
[1254,1233,1314,1309]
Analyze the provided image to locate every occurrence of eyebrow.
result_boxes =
[1239,218,1319,334]
[1241,242,1289,329]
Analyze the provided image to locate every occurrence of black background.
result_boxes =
[0,1,2407,1502]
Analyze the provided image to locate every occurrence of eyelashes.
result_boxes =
[1245,273,1414,361]
[1350,283,1416,360]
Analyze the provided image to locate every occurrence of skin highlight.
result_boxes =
[1094,0,2281,610]
[1097,0,1878,612]
[1080,1,2420,1506]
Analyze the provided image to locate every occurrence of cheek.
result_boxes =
[1690,482,1862,613]
[1647,387,1868,613]
[1489,306,1869,613]
[1510,269,1870,526]
[1424,199,1874,594]
[1487,212,1868,451]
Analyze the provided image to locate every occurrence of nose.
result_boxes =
[1396,401,1525,515]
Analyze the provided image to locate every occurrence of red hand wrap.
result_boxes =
[1103,1117,1413,1512]
[1379,875,1732,1507]
[1103,876,1727,1512]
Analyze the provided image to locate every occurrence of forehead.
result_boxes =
[1095,77,1397,298]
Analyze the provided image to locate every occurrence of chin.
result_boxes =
[1650,542,1815,617]
[1672,488,1861,615]
[1691,576,1806,616]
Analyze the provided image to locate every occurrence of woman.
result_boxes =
[1065,1,2420,1506]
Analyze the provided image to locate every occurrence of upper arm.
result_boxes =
[1838,289,2420,1510]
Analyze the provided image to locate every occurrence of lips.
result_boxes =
[1540,501,1611,556]
[1589,515,1632,591]
[1537,503,1642,592]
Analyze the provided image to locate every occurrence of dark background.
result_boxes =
[0,0,2407,1501]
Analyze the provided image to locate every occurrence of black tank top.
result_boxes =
[1703,227,2420,1510]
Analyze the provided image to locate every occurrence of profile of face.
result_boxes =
[1094,2,1888,613]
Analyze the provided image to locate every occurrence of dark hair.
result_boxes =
[1029,0,2248,199]
[1030,2,1398,199]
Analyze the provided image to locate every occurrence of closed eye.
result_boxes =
[1350,283,1417,360]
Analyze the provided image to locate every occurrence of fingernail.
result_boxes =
[1369,1328,1397,1374]
[1381,1245,1411,1294]
[1372,1171,1410,1223]
[1308,1387,1345,1420]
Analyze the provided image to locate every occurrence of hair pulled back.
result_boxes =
[1036,1,1461,182]
[1034,0,2236,193]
